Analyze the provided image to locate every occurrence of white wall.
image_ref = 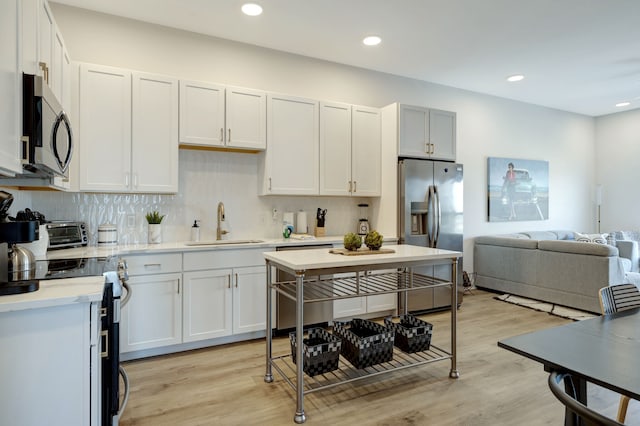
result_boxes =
[35,4,598,269]
[595,108,640,232]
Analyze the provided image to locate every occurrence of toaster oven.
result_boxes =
[46,221,88,249]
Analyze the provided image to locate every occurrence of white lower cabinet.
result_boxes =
[120,272,182,353]
[333,271,397,320]
[0,302,99,426]
[120,252,183,354]
[121,249,268,357]
[182,268,233,341]
[182,249,267,343]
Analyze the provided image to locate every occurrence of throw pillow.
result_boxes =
[606,232,616,246]
[574,232,608,244]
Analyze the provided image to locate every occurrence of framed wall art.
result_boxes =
[487,157,549,222]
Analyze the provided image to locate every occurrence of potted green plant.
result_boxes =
[145,211,165,243]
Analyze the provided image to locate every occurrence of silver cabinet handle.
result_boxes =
[228,128,231,143]
[144,263,161,268]
[177,280,180,294]
[39,62,49,84]
[268,177,272,191]
[100,330,108,358]
[227,275,231,289]
[353,181,357,193]
[220,128,223,142]
[348,181,352,192]
[235,273,238,288]
[425,141,429,153]
[125,172,130,188]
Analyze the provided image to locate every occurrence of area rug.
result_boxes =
[494,293,597,321]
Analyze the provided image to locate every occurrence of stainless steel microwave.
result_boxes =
[22,73,73,178]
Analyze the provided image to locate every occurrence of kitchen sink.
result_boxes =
[184,239,264,246]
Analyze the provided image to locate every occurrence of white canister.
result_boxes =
[296,210,307,234]
[98,224,118,246]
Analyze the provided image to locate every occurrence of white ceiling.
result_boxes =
[52,0,640,116]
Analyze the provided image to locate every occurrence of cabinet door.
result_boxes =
[334,297,367,320]
[233,266,267,334]
[132,72,179,193]
[120,273,182,353]
[79,63,131,191]
[51,27,64,100]
[366,294,397,313]
[178,80,225,147]
[398,104,429,158]
[319,101,351,196]
[183,269,233,342]
[429,109,456,161]
[0,0,22,176]
[226,86,266,150]
[264,94,319,195]
[38,0,53,86]
[351,105,381,196]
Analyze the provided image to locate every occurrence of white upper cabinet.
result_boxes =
[350,105,381,196]
[260,94,319,195]
[179,80,225,147]
[132,71,179,193]
[79,63,132,192]
[179,81,266,151]
[21,0,70,106]
[79,64,179,193]
[0,0,22,176]
[398,104,456,161]
[319,101,352,196]
[319,102,381,197]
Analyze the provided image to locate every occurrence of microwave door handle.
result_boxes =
[51,111,74,173]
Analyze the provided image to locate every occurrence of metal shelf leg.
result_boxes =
[264,261,273,383]
[294,270,306,424]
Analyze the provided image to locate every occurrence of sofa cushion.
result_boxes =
[538,240,618,256]
[551,230,576,240]
[574,232,608,244]
[474,236,539,249]
[521,231,559,241]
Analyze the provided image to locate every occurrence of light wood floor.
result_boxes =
[119,290,639,425]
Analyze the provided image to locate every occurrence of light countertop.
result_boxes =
[263,244,461,271]
[0,276,105,313]
[45,235,398,260]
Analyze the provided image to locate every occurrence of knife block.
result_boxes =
[314,227,326,237]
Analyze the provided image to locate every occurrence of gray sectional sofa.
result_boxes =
[473,230,634,313]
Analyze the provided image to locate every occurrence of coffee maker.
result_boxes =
[0,191,39,295]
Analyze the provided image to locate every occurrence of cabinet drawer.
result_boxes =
[125,253,182,275]
[184,248,266,271]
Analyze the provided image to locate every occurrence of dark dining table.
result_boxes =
[498,308,640,425]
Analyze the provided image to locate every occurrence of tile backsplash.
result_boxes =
[14,150,370,245]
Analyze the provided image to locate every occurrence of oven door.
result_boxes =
[101,282,120,426]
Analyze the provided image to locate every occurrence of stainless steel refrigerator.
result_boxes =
[398,158,464,313]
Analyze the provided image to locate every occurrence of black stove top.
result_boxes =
[1,256,117,296]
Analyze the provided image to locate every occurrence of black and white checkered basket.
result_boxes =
[289,328,342,377]
[333,318,394,369]
[384,314,433,353]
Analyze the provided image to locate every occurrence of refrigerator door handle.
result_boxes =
[428,185,437,247]
[433,185,441,247]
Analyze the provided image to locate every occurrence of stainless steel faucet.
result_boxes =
[216,202,228,240]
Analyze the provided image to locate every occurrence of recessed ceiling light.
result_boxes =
[507,74,525,82]
[363,36,382,46]
[241,3,263,16]
[616,101,631,107]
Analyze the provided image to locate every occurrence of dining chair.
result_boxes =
[548,371,623,426]
[598,283,640,423]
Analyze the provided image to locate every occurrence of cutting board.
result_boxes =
[329,248,395,256]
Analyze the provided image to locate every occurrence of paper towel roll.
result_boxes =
[283,212,294,227]
[296,210,307,234]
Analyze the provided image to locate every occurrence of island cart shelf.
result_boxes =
[263,244,462,424]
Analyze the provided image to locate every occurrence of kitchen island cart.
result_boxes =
[263,244,462,423]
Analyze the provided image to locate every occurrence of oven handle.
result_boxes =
[121,281,131,308]
[118,365,130,418]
